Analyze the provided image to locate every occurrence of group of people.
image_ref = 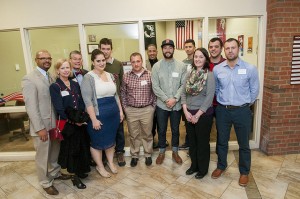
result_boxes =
[22,36,259,195]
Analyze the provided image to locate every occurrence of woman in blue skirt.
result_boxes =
[82,49,124,178]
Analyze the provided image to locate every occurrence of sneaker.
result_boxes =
[179,143,189,150]
[116,152,126,167]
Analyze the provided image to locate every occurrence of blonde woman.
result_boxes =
[50,59,90,189]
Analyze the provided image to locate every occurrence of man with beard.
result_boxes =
[212,38,259,187]
[98,38,126,167]
[151,39,186,165]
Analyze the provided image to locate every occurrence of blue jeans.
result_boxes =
[115,121,125,153]
[216,105,252,175]
[156,106,181,153]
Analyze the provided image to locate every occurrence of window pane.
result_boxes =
[0,31,33,152]
[29,26,80,73]
[209,17,259,141]
[85,23,139,67]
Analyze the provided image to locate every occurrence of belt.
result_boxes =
[129,105,150,108]
[219,103,249,109]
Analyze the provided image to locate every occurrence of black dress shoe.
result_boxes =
[195,172,207,179]
[55,173,72,180]
[77,173,88,179]
[90,159,97,167]
[43,185,59,195]
[186,168,197,175]
[130,158,138,167]
[145,157,152,166]
[71,176,86,189]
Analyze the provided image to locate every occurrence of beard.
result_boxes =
[163,52,174,59]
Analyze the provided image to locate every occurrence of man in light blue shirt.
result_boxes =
[211,38,259,187]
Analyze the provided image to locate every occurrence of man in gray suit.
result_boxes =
[22,50,69,195]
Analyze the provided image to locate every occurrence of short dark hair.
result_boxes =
[209,37,224,48]
[147,44,157,50]
[225,38,240,47]
[99,38,113,49]
[69,50,82,59]
[91,49,105,61]
[184,39,195,46]
[130,52,143,62]
[191,48,211,71]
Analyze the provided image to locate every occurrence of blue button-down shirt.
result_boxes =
[213,58,259,106]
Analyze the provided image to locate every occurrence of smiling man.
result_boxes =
[121,52,156,167]
[151,39,186,165]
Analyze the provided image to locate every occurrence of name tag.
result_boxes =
[238,69,247,75]
[141,80,147,86]
[172,72,179,77]
[61,91,69,97]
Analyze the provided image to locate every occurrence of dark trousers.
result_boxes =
[182,113,189,146]
[115,121,125,153]
[187,114,213,174]
[156,106,181,151]
[152,110,158,137]
[216,105,252,175]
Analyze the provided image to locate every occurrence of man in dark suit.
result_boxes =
[22,50,70,195]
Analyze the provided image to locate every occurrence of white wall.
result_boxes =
[1,0,266,30]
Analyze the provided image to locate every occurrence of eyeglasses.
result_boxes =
[37,57,52,61]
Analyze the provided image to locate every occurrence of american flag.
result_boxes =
[0,91,24,106]
[175,20,194,49]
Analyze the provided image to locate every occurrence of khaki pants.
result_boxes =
[125,106,155,158]
[34,136,61,188]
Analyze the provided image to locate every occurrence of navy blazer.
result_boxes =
[50,78,85,120]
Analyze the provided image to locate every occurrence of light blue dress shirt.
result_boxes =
[213,58,259,106]
[36,66,48,80]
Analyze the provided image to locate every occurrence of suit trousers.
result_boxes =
[187,114,213,174]
[125,106,155,158]
[34,136,61,188]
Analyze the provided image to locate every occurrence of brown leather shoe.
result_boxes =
[172,152,183,164]
[156,153,165,164]
[43,185,59,195]
[55,173,73,180]
[239,175,249,187]
[211,168,224,179]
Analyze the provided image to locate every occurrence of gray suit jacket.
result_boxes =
[22,69,56,136]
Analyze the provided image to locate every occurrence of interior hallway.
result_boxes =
[0,149,299,199]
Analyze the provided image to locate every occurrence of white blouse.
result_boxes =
[90,71,116,98]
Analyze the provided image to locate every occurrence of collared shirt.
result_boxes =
[72,69,83,85]
[151,58,186,111]
[121,69,156,108]
[36,66,48,80]
[213,58,259,106]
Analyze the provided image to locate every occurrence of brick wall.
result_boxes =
[261,0,300,155]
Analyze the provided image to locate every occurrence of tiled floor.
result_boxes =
[0,149,299,199]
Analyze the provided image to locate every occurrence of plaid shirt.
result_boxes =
[121,70,156,108]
